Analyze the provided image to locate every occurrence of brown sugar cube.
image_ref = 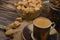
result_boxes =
[17,6,22,10]
[16,17,22,22]
[24,7,30,13]
[22,1,28,6]
[26,7,30,11]
[6,27,12,30]
[29,3,36,7]
[11,21,21,29]
[7,21,21,29]
[5,29,14,35]
[34,7,40,10]
[31,0,37,4]
[37,4,42,8]
[22,12,27,16]
[22,6,26,11]
[29,7,34,12]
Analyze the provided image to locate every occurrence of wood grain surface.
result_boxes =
[0,0,20,26]
[13,21,31,40]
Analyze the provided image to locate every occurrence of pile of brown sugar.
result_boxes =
[15,0,42,13]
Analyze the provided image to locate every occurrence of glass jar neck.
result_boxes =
[50,3,60,11]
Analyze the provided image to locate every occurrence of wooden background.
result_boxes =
[0,0,21,26]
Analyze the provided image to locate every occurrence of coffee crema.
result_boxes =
[33,17,52,28]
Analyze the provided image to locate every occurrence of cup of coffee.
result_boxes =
[33,17,55,40]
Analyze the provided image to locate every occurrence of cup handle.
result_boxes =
[50,22,56,31]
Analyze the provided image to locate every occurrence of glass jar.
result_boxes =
[49,0,60,32]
